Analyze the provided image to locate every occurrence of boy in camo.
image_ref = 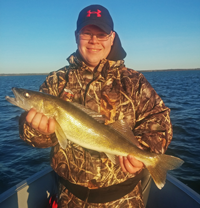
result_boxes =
[19,5,172,208]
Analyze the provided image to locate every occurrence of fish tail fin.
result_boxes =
[146,154,184,189]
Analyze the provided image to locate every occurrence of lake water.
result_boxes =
[0,70,200,195]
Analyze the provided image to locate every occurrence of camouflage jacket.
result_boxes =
[19,53,172,207]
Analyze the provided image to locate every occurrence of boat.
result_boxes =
[0,166,200,208]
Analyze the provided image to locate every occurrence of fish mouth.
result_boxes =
[5,88,25,109]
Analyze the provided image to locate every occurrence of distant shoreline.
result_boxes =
[0,68,199,76]
[140,68,200,72]
[139,68,200,72]
[0,73,49,76]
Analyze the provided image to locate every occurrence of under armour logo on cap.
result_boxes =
[87,9,101,17]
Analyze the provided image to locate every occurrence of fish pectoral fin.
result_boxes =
[71,102,105,123]
[108,120,140,147]
[54,120,68,149]
[105,153,120,165]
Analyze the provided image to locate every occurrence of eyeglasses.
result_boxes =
[78,31,113,41]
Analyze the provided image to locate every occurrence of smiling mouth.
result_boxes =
[87,48,101,52]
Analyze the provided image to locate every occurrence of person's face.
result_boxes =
[75,25,115,70]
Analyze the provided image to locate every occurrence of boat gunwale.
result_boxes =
[0,166,53,203]
[166,173,200,204]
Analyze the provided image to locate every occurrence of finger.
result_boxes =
[38,115,48,133]
[127,155,144,169]
[31,112,43,130]
[123,157,141,174]
[48,117,56,134]
[26,108,37,123]
[119,156,127,172]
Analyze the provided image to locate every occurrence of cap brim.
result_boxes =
[77,20,111,34]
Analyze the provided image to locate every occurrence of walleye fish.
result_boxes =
[5,87,184,189]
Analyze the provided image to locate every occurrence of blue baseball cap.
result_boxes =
[76,5,113,34]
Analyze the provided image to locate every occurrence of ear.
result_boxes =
[111,31,115,46]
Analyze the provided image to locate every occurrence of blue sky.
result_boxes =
[0,0,200,74]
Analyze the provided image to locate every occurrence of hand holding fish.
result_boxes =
[119,155,144,174]
[26,108,55,135]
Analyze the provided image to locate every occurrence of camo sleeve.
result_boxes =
[19,67,69,148]
[122,69,173,154]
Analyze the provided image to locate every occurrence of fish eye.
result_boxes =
[24,92,30,98]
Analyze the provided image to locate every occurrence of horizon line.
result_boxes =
[0,68,200,76]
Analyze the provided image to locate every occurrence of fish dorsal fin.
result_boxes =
[54,119,68,149]
[71,102,105,124]
[108,120,140,147]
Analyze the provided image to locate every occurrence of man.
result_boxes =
[19,5,172,207]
